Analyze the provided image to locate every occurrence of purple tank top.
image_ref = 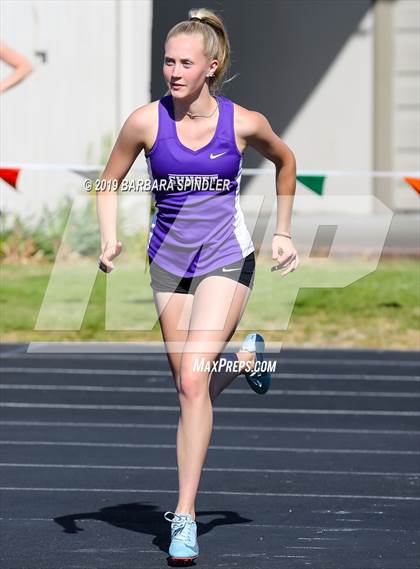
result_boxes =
[145,94,254,277]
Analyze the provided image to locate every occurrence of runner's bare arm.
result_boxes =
[243,110,295,169]
[243,110,296,235]
[96,107,150,249]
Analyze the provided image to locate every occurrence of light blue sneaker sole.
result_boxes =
[168,542,199,562]
[240,332,272,395]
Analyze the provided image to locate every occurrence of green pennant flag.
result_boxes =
[297,175,325,195]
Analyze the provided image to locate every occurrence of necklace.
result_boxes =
[186,97,219,119]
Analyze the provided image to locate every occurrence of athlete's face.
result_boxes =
[163,33,217,97]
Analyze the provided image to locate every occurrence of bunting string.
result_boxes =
[0,164,419,197]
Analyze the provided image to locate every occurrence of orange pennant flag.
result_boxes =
[404,177,420,194]
[0,168,21,190]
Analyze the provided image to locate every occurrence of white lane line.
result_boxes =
[287,546,327,550]
[0,441,418,455]
[0,518,413,532]
[0,367,169,376]
[1,367,419,382]
[1,384,419,398]
[274,555,308,559]
[0,487,418,500]
[1,403,419,416]
[2,354,419,367]
[0,463,418,477]
[298,538,340,541]
[0,518,56,521]
[1,420,418,436]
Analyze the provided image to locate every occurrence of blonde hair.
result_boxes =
[165,8,236,95]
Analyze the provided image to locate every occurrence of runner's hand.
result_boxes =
[98,241,123,274]
[271,235,299,276]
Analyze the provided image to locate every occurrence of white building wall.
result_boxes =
[392,0,420,211]
[243,8,374,215]
[0,0,153,230]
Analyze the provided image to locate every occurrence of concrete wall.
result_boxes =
[0,0,152,230]
[264,6,374,215]
[393,0,420,211]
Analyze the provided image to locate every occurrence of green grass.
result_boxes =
[1,256,419,349]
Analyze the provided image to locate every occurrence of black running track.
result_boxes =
[0,343,419,569]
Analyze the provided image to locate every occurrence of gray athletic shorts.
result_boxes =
[148,251,255,294]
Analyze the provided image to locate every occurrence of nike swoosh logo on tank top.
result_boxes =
[145,94,255,278]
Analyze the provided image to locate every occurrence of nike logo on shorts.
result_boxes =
[210,152,226,159]
[222,266,241,272]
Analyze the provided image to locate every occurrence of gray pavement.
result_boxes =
[0,343,419,568]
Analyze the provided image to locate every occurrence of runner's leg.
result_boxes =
[174,276,252,517]
[152,291,194,392]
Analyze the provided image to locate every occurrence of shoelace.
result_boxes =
[164,511,195,542]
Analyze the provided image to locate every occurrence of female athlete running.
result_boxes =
[96,7,298,563]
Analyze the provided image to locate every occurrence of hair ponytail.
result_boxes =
[165,8,237,94]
